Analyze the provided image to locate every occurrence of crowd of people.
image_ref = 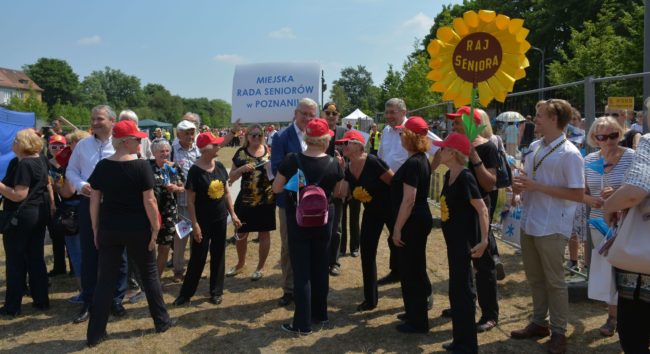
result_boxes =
[0,96,649,354]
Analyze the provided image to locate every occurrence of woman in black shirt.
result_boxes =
[391,117,433,333]
[0,129,51,317]
[173,132,241,306]
[337,130,393,311]
[433,132,489,354]
[86,120,173,346]
[272,118,345,335]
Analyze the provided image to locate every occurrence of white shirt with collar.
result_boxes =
[520,133,585,237]
[293,122,307,152]
[378,117,408,172]
[66,135,115,194]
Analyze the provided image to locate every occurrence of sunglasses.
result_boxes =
[324,111,339,117]
[249,134,262,138]
[50,144,66,150]
[594,132,620,142]
[343,140,361,146]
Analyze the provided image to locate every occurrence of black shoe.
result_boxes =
[356,301,376,312]
[166,259,173,268]
[0,307,19,318]
[173,296,190,306]
[73,305,90,323]
[156,318,178,333]
[111,303,126,317]
[311,318,330,326]
[351,250,360,257]
[396,323,428,334]
[396,312,407,321]
[329,265,341,276]
[442,341,456,351]
[278,293,293,307]
[226,236,237,245]
[87,332,108,347]
[281,323,312,335]
[208,295,223,305]
[441,308,452,318]
[496,262,506,281]
[377,272,399,285]
[32,302,50,311]
[48,269,66,277]
[427,295,433,311]
[476,319,497,332]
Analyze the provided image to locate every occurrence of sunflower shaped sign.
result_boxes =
[426,10,531,108]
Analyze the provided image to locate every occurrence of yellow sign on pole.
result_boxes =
[607,97,634,111]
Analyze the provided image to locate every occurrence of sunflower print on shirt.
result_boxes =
[352,186,372,203]
[207,179,225,199]
[440,195,449,222]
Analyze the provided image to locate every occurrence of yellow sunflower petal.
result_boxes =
[513,67,527,80]
[508,18,524,35]
[495,70,516,92]
[454,95,471,108]
[516,28,530,42]
[437,26,460,44]
[478,10,496,24]
[431,82,447,93]
[494,14,510,30]
[463,10,479,28]
[452,18,470,37]
[427,39,442,57]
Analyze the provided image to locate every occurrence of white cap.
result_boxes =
[177,120,197,131]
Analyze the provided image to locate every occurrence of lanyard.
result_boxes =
[532,138,567,178]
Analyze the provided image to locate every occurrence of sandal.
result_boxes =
[599,315,617,337]
[251,270,264,281]
[226,266,244,277]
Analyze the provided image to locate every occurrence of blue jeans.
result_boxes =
[65,234,82,278]
[78,197,127,306]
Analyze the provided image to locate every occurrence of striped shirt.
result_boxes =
[584,148,635,219]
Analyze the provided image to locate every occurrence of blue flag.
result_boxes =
[284,168,306,192]
[588,217,612,239]
[585,156,605,175]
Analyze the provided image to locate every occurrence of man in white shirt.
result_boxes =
[511,99,585,354]
[66,105,128,323]
[376,98,408,285]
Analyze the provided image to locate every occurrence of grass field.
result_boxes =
[0,147,623,353]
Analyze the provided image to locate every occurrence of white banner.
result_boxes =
[231,62,321,123]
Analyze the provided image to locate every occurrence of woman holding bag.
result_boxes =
[583,116,634,337]
[603,97,650,354]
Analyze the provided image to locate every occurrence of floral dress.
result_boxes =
[150,160,185,245]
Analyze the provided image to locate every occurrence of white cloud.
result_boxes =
[402,12,433,32]
[77,35,102,45]
[212,54,245,64]
[268,27,296,39]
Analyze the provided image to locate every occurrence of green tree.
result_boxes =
[50,102,91,127]
[8,87,49,119]
[399,52,443,118]
[78,75,108,108]
[142,83,184,123]
[23,58,80,107]
[329,83,352,116]
[378,64,403,111]
[82,67,145,109]
[332,66,376,113]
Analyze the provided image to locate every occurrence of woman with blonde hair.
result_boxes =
[0,128,51,317]
[433,132,489,353]
[227,124,275,281]
[391,116,434,333]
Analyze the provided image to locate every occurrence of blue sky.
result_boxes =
[3,0,462,103]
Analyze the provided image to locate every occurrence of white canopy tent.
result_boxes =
[341,108,374,131]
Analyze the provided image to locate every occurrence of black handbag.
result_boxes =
[53,205,79,235]
[0,209,19,234]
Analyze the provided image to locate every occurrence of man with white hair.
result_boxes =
[119,110,153,159]
[66,105,128,323]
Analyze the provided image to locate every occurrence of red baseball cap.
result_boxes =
[445,106,481,125]
[196,132,225,149]
[335,130,366,145]
[432,132,471,157]
[305,118,334,137]
[48,134,67,145]
[396,116,429,136]
[55,145,73,167]
[113,120,148,139]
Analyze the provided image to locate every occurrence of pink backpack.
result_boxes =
[294,154,331,227]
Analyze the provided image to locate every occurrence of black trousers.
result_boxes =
[397,214,432,331]
[2,206,49,313]
[87,229,170,342]
[472,193,499,322]
[328,199,343,267]
[78,197,127,306]
[447,239,478,353]
[359,206,393,306]
[287,204,334,332]
[340,198,360,254]
[47,221,67,273]
[179,218,227,298]
[618,294,650,354]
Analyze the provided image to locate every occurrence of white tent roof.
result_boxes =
[342,108,372,122]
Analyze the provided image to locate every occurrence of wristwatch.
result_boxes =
[472,160,483,167]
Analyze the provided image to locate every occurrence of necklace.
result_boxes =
[532,138,567,178]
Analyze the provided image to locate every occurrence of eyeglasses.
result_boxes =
[606,112,620,118]
[298,110,316,118]
[343,140,361,146]
[50,144,66,150]
[594,132,620,142]
[249,134,262,138]
[324,111,339,117]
